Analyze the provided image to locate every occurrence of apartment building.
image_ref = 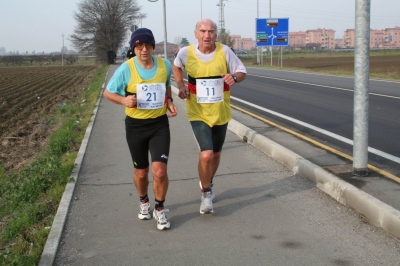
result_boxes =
[383,27,400,47]
[231,26,399,50]
[231,35,242,50]
[343,27,400,48]
[305,28,336,49]
[343,29,355,48]
[371,30,385,48]
[289,31,306,49]
[231,35,256,51]
[289,28,336,49]
[241,38,256,50]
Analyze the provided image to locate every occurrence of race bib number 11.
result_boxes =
[196,78,224,103]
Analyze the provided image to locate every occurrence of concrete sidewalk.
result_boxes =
[40,63,400,266]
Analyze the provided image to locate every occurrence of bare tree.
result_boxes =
[70,0,143,63]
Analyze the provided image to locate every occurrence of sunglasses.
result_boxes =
[134,43,153,50]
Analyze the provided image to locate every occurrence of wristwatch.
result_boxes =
[167,96,173,102]
[232,74,237,83]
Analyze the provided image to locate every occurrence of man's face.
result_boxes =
[134,43,153,62]
[195,21,217,49]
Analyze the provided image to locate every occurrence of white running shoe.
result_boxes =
[199,181,215,203]
[153,208,170,230]
[138,202,151,220]
[200,191,214,214]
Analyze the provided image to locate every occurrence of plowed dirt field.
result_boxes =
[0,65,97,169]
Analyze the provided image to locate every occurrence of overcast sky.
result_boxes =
[0,0,398,53]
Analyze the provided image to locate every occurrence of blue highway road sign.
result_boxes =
[256,18,289,47]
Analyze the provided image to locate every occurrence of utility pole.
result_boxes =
[61,33,64,66]
[217,0,227,31]
[353,0,370,176]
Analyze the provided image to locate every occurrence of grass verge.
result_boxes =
[0,64,108,266]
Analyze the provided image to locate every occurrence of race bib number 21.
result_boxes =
[136,83,166,109]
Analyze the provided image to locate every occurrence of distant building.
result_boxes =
[286,26,400,49]
[289,28,336,49]
[335,38,345,49]
[306,28,336,49]
[230,35,241,50]
[383,26,400,48]
[154,41,180,58]
[229,35,256,51]
[371,30,385,48]
[224,25,400,51]
[289,31,307,49]
[343,29,355,48]
[241,38,255,50]
[343,27,400,48]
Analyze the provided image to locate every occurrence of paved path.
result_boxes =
[40,63,400,266]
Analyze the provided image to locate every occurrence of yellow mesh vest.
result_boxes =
[125,57,168,119]
[185,43,231,126]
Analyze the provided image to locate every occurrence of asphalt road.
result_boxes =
[230,67,400,174]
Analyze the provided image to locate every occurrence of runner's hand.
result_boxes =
[221,73,235,86]
[123,95,137,107]
[167,103,177,117]
[178,85,189,99]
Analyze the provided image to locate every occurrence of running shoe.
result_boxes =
[199,181,215,202]
[200,191,214,214]
[138,202,151,220]
[153,208,170,230]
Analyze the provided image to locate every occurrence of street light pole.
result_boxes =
[269,0,272,66]
[149,0,168,59]
[257,0,259,65]
[201,0,203,19]
[162,0,167,59]
[137,13,145,28]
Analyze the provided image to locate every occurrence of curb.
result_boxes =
[38,71,109,266]
[228,119,400,239]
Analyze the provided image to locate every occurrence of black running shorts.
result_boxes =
[190,121,228,152]
[125,114,170,169]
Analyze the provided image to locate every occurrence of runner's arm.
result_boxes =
[172,65,189,99]
[103,89,136,108]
